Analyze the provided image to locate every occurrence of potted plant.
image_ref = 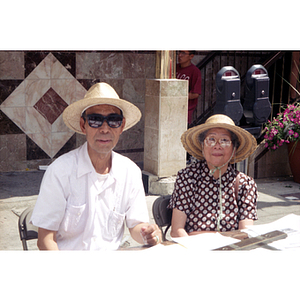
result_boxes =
[263,101,300,183]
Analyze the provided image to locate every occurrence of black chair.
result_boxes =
[152,195,173,241]
[18,207,38,250]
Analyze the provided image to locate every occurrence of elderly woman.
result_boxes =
[169,114,258,237]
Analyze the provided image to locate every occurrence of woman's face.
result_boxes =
[202,128,235,169]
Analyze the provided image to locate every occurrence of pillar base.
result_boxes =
[142,171,176,196]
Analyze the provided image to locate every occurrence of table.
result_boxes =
[119,229,289,251]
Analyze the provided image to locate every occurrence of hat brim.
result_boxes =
[181,122,257,163]
[63,97,142,134]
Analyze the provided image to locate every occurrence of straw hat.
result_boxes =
[181,114,257,163]
[63,82,141,134]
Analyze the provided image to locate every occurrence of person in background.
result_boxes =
[176,51,202,126]
[168,114,258,237]
[30,82,162,250]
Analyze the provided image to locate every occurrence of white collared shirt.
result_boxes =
[31,142,149,250]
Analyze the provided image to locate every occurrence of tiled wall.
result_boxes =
[0,51,156,172]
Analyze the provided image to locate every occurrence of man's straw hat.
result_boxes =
[181,114,257,163]
[63,82,141,134]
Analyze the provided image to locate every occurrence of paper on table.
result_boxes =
[244,214,300,237]
[171,232,240,251]
[243,214,300,250]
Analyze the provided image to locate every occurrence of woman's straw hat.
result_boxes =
[181,114,257,163]
[63,82,141,134]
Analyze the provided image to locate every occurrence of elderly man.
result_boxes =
[30,82,161,250]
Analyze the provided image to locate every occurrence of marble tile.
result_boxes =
[0,51,157,171]
[123,53,145,79]
[51,112,71,133]
[0,52,87,158]
[26,54,52,80]
[34,87,68,124]
[27,132,51,158]
[0,80,26,107]
[99,52,123,79]
[0,110,23,135]
[25,79,51,107]
[0,51,25,79]
[54,134,76,158]
[51,131,75,157]
[76,52,101,79]
[77,79,100,91]
[0,80,23,104]
[144,53,156,79]
[51,54,76,79]
[52,79,87,105]
[26,106,52,134]
[0,134,27,172]
[1,107,27,133]
[123,79,145,104]
[24,52,49,76]
[26,135,50,160]
[52,52,76,77]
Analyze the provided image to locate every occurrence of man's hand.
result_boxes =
[140,224,162,246]
[129,223,162,246]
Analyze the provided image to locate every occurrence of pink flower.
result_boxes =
[294,132,299,138]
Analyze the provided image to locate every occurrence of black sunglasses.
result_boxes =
[85,113,124,128]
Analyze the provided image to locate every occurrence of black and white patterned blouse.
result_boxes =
[168,160,258,233]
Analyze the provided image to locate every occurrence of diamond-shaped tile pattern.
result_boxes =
[34,87,68,125]
[0,53,87,158]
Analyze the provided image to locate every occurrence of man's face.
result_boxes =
[177,51,193,66]
[80,104,126,157]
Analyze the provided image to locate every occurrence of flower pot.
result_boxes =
[287,142,300,184]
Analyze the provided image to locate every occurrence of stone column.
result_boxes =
[143,79,188,194]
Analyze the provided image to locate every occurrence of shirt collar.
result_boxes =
[77,142,119,181]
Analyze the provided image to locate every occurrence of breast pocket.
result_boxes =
[61,203,87,236]
[105,210,125,238]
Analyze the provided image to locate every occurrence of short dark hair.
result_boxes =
[189,51,196,55]
[81,107,123,121]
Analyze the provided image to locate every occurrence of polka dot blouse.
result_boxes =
[168,160,258,233]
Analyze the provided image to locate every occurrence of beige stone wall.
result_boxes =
[144,79,188,177]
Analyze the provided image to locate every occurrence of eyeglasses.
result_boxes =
[204,136,232,148]
[85,113,124,128]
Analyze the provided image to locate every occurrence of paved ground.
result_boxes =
[0,170,300,250]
